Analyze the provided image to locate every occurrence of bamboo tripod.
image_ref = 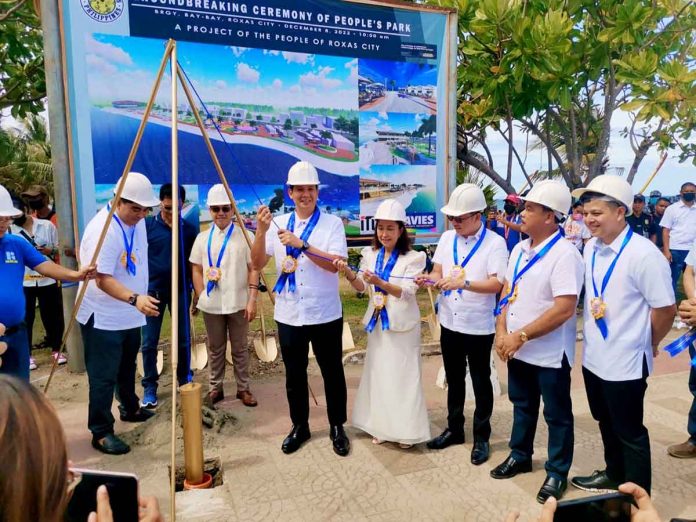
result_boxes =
[43,38,317,519]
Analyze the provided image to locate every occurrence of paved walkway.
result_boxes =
[49,329,696,521]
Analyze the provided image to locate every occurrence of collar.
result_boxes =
[456,222,484,242]
[522,230,559,255]
[294,209,318,225]
[595,225,630,254]
[214,222,233,234]
[677,199,695,209]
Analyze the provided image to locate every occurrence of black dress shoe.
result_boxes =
[536,476,567,504]
[119,407,155,423]
[281,425,311,454]
[426,429,465,450]
[571,470,620,492]
[330,425,350,457]
[490,455,532,479]
[92,433,130,455]
[471,441,490,465]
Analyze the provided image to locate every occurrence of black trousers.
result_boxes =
[583,361,651,493]
[508,355,574,480]
[440,326,494,442]
[81,315,141,439]
[277,317,347,428]
[24,283,64,350]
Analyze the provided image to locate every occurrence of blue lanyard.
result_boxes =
[206,223,234,296]
[365,247,400,333]
[445,226,487,296]
[272,208,321,294]
[494,232,563,316]
[664,327,696,367]
[590,227,633,338]
[112,212,136,276]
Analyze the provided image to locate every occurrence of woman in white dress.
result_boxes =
[334,199,430,448]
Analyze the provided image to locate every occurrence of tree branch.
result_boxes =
[496,126,533,188]
[521,118,572,187]
[0,0,28,22]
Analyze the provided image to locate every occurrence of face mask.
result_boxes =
[13,215,27,226]
[503,204,516,214]
[683,192,696,203]
[28,200,44,210]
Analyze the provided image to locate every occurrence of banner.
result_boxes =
[63,0,456,238]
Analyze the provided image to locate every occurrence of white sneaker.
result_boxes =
[29,357,38,371]
[52,352,67,365]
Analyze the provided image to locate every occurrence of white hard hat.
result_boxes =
[523,180,572,216]
[571,175,634,217]
[0,185,22,218]
[440,183,487,216]
[287,161,319,185]
[206,184,231,206]
[373,199,407,223]
[113,172,160,207]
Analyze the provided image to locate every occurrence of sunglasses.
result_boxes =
[161,205,173,212]
[210,206,231,214]
[447,213,478,224]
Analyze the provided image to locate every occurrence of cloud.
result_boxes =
[215,80,227,89]
[289,85,301,93]
[85,54,117,76]
[367,117,380,126]
[300,66,342,90]
[86,35,133,66]
[272,79,282,89]
[378,112,388,119]
[345,58,358,68]
[282,51,314,64]
[345,59,358,85]
[230,46,249,57]
[263,50,280,56]
[236,63,260,83]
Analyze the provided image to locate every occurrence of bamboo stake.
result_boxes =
[176,67,319,406]
[638,152,668,195]
[170,41,179,522]
[43,39,175,395]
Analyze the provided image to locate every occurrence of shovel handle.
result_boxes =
[427,287,437,314]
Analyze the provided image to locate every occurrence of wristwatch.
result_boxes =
[128,293,139,306]
[519,331,529,343]
[300,240,310,251]
[464,279,471,289]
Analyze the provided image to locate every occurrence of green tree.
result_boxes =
[0,114,53,194]
[0,1,45,118]
[283,118,293,130]
[417,114,437,155]
[425,0,696,192]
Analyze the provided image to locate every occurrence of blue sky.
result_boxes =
[359,58,437,88]
[87,34,358,110]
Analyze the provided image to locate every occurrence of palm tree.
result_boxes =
[0,115,52,194]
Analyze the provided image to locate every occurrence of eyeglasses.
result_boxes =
[447,213,478,224]
[210,206,231,214]
[66,469,82,496]
[161,205,173,212]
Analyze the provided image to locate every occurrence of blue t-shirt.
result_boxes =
[145,214,198,293]
[0,234,46,326]
[493,214,522,252]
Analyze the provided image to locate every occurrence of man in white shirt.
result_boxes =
[77,172,161,455]
[661,182,696,294]
[570,175,676,494]
[669,244,696,459]
[10,198,65,369]
[415,184,508,466]
[190,184,259,407]
[251,161,350,457]
[490,180,584,505]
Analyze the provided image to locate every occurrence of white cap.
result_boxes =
[113,172,160,207]
[440,183,487,216]
[571,175,634,217]
[206,184,231,206]
[287,161,319,185]
[0,184,22,218]
[522,180,572,216]
[373,199,407,223]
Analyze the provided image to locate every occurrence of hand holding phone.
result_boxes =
[66,468,138,522]
[554,492,634,521]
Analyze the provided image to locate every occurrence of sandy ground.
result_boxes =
[34,321,696,521]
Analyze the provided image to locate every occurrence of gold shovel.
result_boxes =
[189,316,208,370]
[425,286,441,342]
[253,296,278,363]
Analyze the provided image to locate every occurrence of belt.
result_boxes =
[2,324,23,336]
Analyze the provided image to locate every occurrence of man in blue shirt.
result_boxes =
[140,184,198,408]
[492,194,524,252]
[0,184,95,380]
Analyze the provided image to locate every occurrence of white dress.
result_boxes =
[351,248,431,444]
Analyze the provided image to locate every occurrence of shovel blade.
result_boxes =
[190,342,208,370]
[427,314,440,342]
[342,321,355,351]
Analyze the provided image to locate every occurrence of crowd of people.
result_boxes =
[1,163,695,516]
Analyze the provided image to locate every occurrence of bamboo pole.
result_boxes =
[169,41,179,522]
[638,152,668,195]
[44,40,175,395]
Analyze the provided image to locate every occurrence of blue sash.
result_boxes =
[590,228,633,339]
[112,212,136,276]
[664,328,696,367]
[272,208,321,294]
[206,224,234,296]
[365,247,400,333]
[444,226,487,297]
[494,232,563,316]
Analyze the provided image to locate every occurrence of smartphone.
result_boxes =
[554,492,634,521]
[65,468,138,522]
